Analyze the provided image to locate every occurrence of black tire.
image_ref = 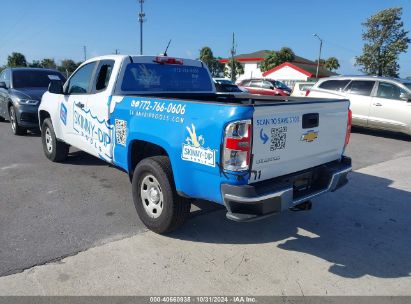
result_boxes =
[0,116,5,122]
[9,106,26,135]
[41,118,69,162]
[132,156,191,234]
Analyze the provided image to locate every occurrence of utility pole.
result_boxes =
[114,49,119,55]
[230,32,236,82]
[83,45,87,61]
[138,0,146,55]
[313,33,323,79]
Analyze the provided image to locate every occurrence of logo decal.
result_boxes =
[301,130,318,142]
[60,103,67,125]
[182,124,216,167]
[260,128,269,144]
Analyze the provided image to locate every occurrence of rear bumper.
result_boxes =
[221,156,352,222]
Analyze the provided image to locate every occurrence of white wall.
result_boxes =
[228,61,310,84]
[266,65,309,81]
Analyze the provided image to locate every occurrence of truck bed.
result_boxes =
[119,92,347,106]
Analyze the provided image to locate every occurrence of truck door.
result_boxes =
[81,60,115,162]
[63,61,98,152]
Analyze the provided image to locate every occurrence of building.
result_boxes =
[219,50,337,87]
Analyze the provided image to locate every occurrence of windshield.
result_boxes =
[13,70,64,89]
[121,63,213,92]
[215,83,242,93]
[215,79,233,85]
[403,82,411,91]
[275,80,290,90]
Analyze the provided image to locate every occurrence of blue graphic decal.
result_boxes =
[260,128,269,144]
[72,103,113,160]
[60,103,67,125]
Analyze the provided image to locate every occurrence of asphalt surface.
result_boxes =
[0,120,410,277]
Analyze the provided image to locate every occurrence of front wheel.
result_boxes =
[41,118,69,162]
[132,156,191,234]
[9,106,26,135]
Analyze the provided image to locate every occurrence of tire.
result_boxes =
[41,118,69,162]
[0,115,5,122]
[9,106,26,135]
[132,156,191,234]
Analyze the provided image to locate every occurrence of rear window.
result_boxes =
[120,63,213,92]
[13,70,64,89]
[318,80,350,91]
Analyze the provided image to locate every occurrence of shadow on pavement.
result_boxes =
[171,171,411,279]
[352,126,411,141]
[65,151,110,167]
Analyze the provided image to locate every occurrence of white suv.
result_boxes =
[308,76,411,136]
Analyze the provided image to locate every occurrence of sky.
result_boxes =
[0,0,410,77]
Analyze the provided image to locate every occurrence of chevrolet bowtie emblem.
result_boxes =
[301,131,318,142]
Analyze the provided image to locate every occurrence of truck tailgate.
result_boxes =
[250,100,349,183]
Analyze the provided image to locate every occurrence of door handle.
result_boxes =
[373,103,382,107]
[75,102,85,109]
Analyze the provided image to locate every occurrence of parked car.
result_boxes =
[307,76,411,136]
[237,78,292,96]
[213,78,248,93]
[39,55,351,234]
[0,68,65,135]
[291,82,315,97]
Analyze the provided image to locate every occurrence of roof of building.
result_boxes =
[219,49,338,78]
[219,50,315,64]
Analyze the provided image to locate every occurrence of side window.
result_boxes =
[262,81,274,89]
[319,80,350,91]
[376,82,405,100]
[250,80,262,88]
[345,80,375,96]
[95,60,115,92]
[67,62,97,94]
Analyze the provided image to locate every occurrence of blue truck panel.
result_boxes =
[110,96,254,204]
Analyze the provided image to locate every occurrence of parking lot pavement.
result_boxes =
[0,119,410,295]
[1,153,411,296]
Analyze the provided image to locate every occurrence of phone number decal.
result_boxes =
[131,100,186,115]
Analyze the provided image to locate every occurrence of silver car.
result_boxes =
[307,76,411,136]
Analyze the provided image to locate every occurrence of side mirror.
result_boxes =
[0,82,7,89]
[400,92,411,102]
[48,80,64,94]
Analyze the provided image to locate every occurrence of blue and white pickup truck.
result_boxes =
[38,55,352,233]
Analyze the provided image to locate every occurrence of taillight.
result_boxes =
[154,56,183,65]
[344,109,352,148]
[223,120,252,171]
[305,89,311,96]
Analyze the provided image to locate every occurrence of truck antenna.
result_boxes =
[163,39,172,56]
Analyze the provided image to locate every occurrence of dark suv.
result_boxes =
[0,68,65,135]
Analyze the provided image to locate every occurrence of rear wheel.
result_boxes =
[41,118,69,162]
[132,156,191,234]
[9,106,26,135]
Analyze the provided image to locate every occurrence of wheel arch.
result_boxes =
[128,139,170,181]
[39,110,51,130]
